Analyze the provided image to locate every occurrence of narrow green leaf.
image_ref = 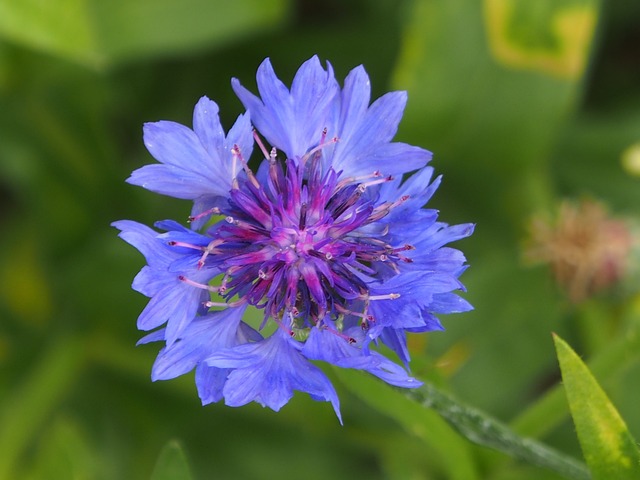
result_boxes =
[511,318,640,439]
[333,368,479,480]
[151,440,193,480]
[554,334,640,479]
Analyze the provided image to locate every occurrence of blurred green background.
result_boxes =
[1,0,640,478]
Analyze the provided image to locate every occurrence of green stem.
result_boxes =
[332,367,479,480]
[405,383,591,480]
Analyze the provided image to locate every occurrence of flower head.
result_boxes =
[527,199,632,303]
[114,56,473,421]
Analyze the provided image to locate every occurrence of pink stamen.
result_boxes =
[232,144,260,189]
[197,239,223,269]
[188,207,220,223]
[390,244,415,254]
[368,195,411,222]
[224,216,255,230]
[274,314,295,337]
[359,175,393,191]
[335,304,368,319]
[178,275,223,293]
[167,241,205,251]
[360,314,376,331]
[336,170,386,191]
[203,298,245,309]
[301,134,339,164]
[253,130,271,160]
[367,293,400,301]
[323,324,357,345]
[320,127,328,144]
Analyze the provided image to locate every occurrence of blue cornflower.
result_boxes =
[114,56,473,422]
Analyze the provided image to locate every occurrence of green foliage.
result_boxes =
[554,334,640,479]
[151,441,193,480]
[1,0,639,479]
[0,0,291,69]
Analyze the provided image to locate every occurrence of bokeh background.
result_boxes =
[1,0,639,478]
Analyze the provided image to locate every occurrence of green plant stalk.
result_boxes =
[405,383,591,480]
[332,367,479,480]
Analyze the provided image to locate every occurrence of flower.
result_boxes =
[526,199,632,303]
[114,56,474,421]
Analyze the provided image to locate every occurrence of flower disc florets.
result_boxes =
[113,56,474,422]
[213,151,411,335]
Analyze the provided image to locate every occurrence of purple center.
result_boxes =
[196,152,412,334]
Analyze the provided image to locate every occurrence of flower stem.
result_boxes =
[404,383,591,480]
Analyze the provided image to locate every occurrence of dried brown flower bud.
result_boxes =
[526,200,632,303]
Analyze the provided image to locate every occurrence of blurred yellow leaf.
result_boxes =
[484,0,598,79]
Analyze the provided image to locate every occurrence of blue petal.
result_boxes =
[206,329,342,422]
[129,98,252,202]
[192,97,225,157]
[137,282,208,339]
[290,56,339,156]
[429,292,474,314]
[195,364,228,405]
[414,223,476,253]
[302,327,421,388]
[112,220,173,269]
[127,164,222,199]
[233,56,338,161]
[137,328,166,345]
[378,327,412,365]
[378,166,438,212]
[232,59,294,157]
[327,90,419,178]
[355,142,432,176]
[335,65,371,145]
[114,219,221,342]
[226,112,254,167]
[406,247,468,273]
[151,306,247,380]
[139,120,225,192]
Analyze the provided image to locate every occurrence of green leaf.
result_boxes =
[151,440,193,480]
[554,334,640,479]
[0,0,291,69]
[512,310,640,439]
[392,0,601,219]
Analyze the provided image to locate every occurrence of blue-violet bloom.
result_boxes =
[113,56,474,423]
